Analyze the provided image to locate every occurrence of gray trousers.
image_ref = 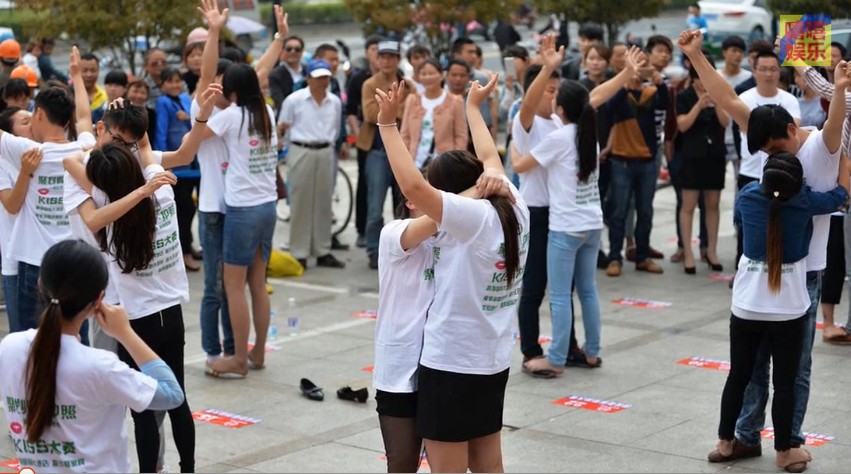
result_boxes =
[288,144,335,259]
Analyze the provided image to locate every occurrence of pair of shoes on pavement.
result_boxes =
[297,254,346,270]
[605,259,663,277]
[625,246,664,262]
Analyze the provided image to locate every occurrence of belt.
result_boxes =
[292,141,331,150]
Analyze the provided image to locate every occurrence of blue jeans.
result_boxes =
[518,207,548,358]
[608,159,658,264]
[547,229,603,366]
[365,149,395,256]
[3,274,18,332]
[735,270,821,447]
[199,211,234,356]
[16,262,43,332]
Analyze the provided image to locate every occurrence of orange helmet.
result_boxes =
[11,65,37,87]
[0,39,20,61]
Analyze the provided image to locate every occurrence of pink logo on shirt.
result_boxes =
[249,139,259,147]
[495,261,506,271]
[9,421,22,434]
[38,188,48,196]
[221,162,228,170]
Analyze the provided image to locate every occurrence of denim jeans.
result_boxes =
[608,159,658,264]
[3,274,18,332]
[199,211,234,356]
[17,262,44,332]
[365,149,396,256]
[518,207,548,358]
[547,229,603,366]
[735,270,821,447]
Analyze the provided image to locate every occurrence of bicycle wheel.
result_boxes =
[331,167,354,237]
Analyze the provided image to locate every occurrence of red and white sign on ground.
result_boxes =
[677,357,731,372]
[708,273,734,282]
[362,366,374,373]
[552,395,631,413]
[352,310,377,319]
[612,297,672,309]
[192,409,261,429]
[0,459,19,471]
[247,343,280,353]
[761,427,834,447]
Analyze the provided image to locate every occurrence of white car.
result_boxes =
[699,0,775,46]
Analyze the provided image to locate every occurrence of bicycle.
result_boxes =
[275,146,354,238]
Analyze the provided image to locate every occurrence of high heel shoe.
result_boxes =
[684,266,696,275]
[707,260,723,272]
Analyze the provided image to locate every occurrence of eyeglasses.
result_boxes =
[149,59,167,66]
[756,67,780,73]
[285,46,303,53]
[104,124,138,152]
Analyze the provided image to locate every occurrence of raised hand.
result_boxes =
[273,4,289,38]
[21,147,43,177]
[197,83,223,121]
[467,73,499,108]
[539,34,565,70]
[94,303,133,340]
[835,60,851,90]
[678,29,703,57]
[108,97,127,110]
[69,46,81,78]
[475,169,516,203]
[142,171,178,197]
[624,45,647,75]
[375,81,406,126]
[198,0,228,31]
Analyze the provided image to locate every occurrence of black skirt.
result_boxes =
[416,364,510,442]
[376,390,418,418]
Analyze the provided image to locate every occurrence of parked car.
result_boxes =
[699,0,775,47]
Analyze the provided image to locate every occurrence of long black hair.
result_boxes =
[221,63,273,143]
[25,240,108,442]
[86,143,156,273]
[760,151,804,293]
[555,79,598,183]
[426,150,522,286]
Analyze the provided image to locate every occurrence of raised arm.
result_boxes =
[589,46,646,109]
[518,35,563,131]
[679,30,752,132]
[70,47,92,134]
[466,74,504,174]
[823,61,851,154]
[375,82,444,223]
[161,84,222,168]
[399,215,438,251]
[195,0,228,99]
[254,5,288,88]
[0,148,42,214]
[75,172,176,233]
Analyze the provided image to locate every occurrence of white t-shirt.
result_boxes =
[0,132,96,267]
[414,91,446,168]
[511,114,558,207]
[0,329,157,473]
[531,124,603,232]
[207,104,278,208]
[719,68,753,145]
[0,159,20,276]
[795,128,840,272]
[420,179,530,375]
[737,88,801,179]
[374,219,434,393]
[104,164,189,319]
[191,100,228,214]
[732,257,809,320]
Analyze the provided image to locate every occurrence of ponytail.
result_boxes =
[25,302,64,442]
[576,102,598,183]
[765,197,783,293]
[489,196,521,287]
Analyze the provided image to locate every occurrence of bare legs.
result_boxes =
[679,189,721,270]
[425,432,503,473]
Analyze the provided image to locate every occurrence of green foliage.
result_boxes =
[535,0,668,44]
[15,0,201,75]
[0,8,45,38]
[261,1,353,25]
[768,0,851,18]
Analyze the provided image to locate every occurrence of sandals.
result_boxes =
[565,350,603,368]
[521,356,561,378]
[204,366,247,379]
[823,331,851,345]
[247,354,265,370]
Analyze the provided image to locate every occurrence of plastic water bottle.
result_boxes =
[268,309,279,340]
[286,297,299,336]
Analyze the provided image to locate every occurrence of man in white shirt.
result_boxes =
[717,36,752,174]
[279,59,345,270]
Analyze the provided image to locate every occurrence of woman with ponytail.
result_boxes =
[375,75,528,472]
[0,240,184,473]
[717,151,849,472]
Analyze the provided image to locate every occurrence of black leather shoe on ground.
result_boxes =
[707,439,761,462]
[337,386,369,403]
[331,236,350,251]
[368,253,379,270]
[316,254,345,268]
[300,378,324,401]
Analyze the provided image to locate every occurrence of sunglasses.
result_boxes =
[285,46,303,53]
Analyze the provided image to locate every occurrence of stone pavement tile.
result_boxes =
[243,441,386,473]
[503,389,582,429]
[334,427,385,453]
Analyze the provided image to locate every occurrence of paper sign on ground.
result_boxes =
[612,298,672,309]
[0,459,19,471]
[192,409,261,429]
[362,366,374,373]
[552,395,631,413]
[708,273,734,282]
[247,343,280,352]
[761,427,834,446]
[352,310,377,319]
[677,357,730,371]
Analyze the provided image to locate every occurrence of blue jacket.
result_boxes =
[154,92,199,179]
[734,181,848,263]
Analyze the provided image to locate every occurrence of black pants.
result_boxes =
[719,314,805,451]
[356,148,368,236]
[118,305,195,472]
[735,175,759,265]
[173,178,200,255]
[822,215,845,305]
